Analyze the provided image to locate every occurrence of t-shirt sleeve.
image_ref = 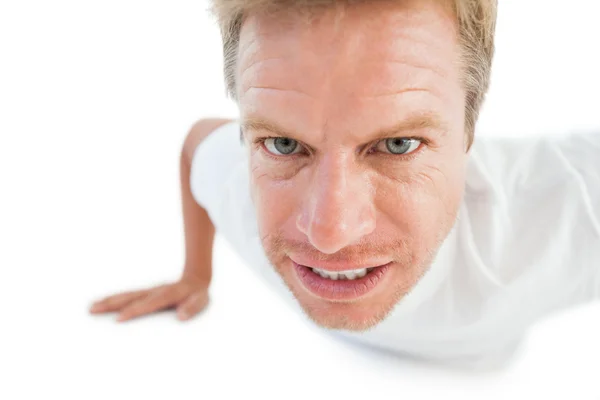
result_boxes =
[189,120,245,224]
[188,120,265,264]
[465,130,600,306]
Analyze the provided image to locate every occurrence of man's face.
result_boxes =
[238,0,468,331]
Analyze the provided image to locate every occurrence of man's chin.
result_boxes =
[297,299,397,332]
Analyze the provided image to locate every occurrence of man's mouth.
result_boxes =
[309,266,377,280]
[292,261,392,301]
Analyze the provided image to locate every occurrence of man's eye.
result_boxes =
[263,137,302,156]
[375,138,421,155]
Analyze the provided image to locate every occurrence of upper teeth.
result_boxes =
[311,267,373,280]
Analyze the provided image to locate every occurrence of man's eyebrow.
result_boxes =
[368,112,448,141]
[241,118,300,140]
[241,111,447,142]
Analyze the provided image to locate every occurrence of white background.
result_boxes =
[1,0,599,399]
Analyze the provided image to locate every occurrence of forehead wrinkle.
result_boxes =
[359,88,430,98]
[387,59,450,82]
[240,57,285,80]
[238,53,321,97]
[243,86,314,99]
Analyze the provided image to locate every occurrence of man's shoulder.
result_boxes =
[460,132,600,305]
[183,118,237,164]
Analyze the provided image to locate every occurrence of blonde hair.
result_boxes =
[210,0,497,148]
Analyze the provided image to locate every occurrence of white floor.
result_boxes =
[2,234,599,399]
[1,1,600,399]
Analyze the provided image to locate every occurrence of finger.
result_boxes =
[89,290,149,314]
[117,286,185,322]
[176,291,209,321]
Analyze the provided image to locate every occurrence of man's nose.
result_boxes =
[296,156,376,254]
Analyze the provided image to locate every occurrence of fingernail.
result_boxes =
[178,311,188,320]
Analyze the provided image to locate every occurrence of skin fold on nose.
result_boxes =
[296,157,376,254]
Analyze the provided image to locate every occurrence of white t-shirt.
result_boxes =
[190,121,600,370]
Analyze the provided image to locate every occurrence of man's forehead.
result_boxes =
[236,0,461,99]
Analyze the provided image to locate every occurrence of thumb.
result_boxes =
[176,290,209,321]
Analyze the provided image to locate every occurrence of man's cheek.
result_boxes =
[253,179,299,225]
[385,178,445,229]
[251,153,307,181]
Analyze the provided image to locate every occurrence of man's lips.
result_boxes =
[292,260,392,301]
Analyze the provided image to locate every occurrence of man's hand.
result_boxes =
[89,275,209,322]
[89,118,229,323]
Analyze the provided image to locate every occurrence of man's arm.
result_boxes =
[89,118,233,322]
[180,118,233,282]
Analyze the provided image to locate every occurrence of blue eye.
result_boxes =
[264,137,302,155]
[376,138,421,155]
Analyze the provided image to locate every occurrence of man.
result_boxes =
[90,0,600,369]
